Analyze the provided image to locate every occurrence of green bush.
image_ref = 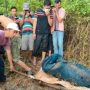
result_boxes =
[0,0,90,16]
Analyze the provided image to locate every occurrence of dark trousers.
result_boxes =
[48,34,53,51]
[33,34,49,56]
[0,56,6,82]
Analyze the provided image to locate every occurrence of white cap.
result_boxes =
[7,23,20,31]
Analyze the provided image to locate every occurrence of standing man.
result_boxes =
[33,0,53,65]
[52,0,65,56]
[9,6,19,23]
[19,3,34,62]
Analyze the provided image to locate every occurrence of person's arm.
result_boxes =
[50,14,55,33]
[47,15,53,26]
[28,17,34,24]
[51,23,55,33]
[33,18,37,40]
[55,9,65,23]
[45,11,53,26]
[55,11,63,23]
[14,18,20,24]
[5,47,14,71]
[19,15,25,27]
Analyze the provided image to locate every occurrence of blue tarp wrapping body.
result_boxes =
[42,54,90,87]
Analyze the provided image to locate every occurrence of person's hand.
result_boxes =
[33,33,36,40]
[51,30,54,34]
[14,19,20,23]
[23,11,26,16]
[45,11,50,16]
[24,17,32,22]
[22,11,26,19]
[44,9,50,16]
[28,17,32,21]
[10,65,15,72]
[53,8,58,14]
[52,9,56,16]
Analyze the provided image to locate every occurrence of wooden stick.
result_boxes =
[13,69,29,77]
[13,69,35,79]
[13,70,67,90]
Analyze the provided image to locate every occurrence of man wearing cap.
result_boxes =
[52,0,65,56]
[0,15,19,82]
[19,3,34,62]
[0,16,33,82]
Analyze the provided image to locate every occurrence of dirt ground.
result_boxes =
[0,76,58,90]
[0,72,67,90]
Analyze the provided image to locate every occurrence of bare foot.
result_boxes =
[38,60,43,66]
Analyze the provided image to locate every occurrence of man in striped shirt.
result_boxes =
[19,5,34,61]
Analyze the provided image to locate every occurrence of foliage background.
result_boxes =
[0,0,90,16]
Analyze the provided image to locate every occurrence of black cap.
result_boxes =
[55,0,61,3]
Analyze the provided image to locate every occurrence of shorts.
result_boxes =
[21,34,34,51]
[11,36,21,63]
[33,34,49,56]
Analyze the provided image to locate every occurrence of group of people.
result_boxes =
[0,0,65,82]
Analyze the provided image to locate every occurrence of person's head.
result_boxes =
[10,6,17,16]
[44,0,51,6]
[24,10,30,17]
[55,0,61,9]
[5,23,20,38]
[43,0,51,13]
